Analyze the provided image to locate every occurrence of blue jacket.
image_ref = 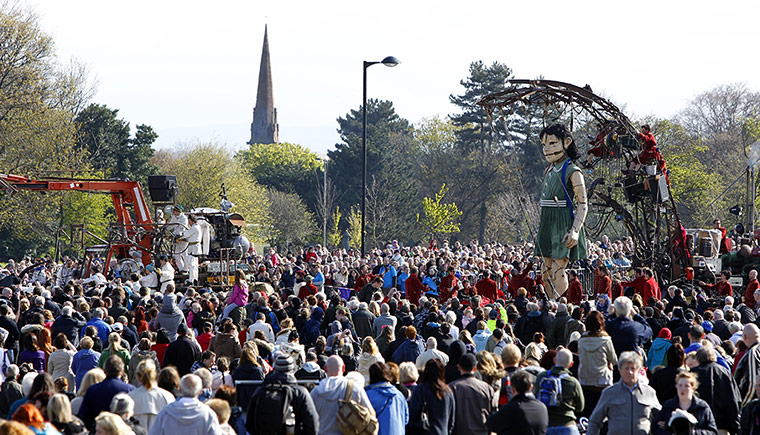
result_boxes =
[392,337,424,364]
[71,348,100,390]
[365,382,409,435]
[646,337,672,370]
[473,329,493,353]
[77,376,135,428]
[378,266,397,288]
[606,314,652,355]
[80,317,111,343]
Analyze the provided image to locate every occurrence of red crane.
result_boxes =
[0,174,156,274]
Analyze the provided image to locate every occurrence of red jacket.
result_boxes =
[567,278,583,305]
[642,277,660,303]
[439,275,458,303]
[476,278,498,302]
[405,274,424,306]
[299,282,318,299]
[354,274,372,292]
[594,275,612,299]
[620,276,647,295]
[745,279,759,309]
[706,280,732,297]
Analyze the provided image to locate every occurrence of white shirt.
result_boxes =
[169,213,188,236]
[158,262,175,292]
[248,320,274,343]
[182,223,202,255]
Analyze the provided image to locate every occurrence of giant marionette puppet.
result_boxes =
[536,124,588,299]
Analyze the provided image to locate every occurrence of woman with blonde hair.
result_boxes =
[358,337,385,384]
[70,368,105,414]
[94,412,132,435]
[475,351,505,392]
[47,393,86,434]
[127,359,175,431]
[98,332,130,369]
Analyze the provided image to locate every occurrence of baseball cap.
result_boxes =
[112,322,124,333]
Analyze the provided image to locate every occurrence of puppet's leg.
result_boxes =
[543,257,569,299]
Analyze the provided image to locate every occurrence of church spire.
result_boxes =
[249,25,279,144]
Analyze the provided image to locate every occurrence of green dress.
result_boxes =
[536,159,588,260]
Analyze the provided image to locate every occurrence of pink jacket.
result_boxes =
[229,282,249,307]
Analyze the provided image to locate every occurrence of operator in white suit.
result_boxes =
[155,255,175,292]
[169,205,188,272]
[178,214,201,285]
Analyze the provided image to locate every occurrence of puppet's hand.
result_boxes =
[562,229,579,248]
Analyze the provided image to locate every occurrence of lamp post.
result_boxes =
[361,55,400,257]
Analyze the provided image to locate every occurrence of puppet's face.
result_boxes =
[541,134,571,164]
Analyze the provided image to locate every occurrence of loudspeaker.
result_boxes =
[147,175,178,202]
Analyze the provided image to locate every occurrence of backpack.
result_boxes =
[337,379,379,435]
[538,373,569,407]
[248,382,295,435]
[498,371,513,406]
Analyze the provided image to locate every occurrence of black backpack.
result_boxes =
[247,382,295,435]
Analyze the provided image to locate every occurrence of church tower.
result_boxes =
[248,25,279,144]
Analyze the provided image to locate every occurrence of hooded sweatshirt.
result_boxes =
[577,335,617,387]
[445,340,467,384]
[154,294,187,342]
[148,397,221,435]
[365,381,409,435]
[301,307,324,348]
[310,376,375,435]
[647,337,673,371]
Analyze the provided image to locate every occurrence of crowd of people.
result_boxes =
[0,234,758,435]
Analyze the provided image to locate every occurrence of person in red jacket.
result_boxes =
[353,265,372,293]
[566,270,583,305]
[641,268,660,304]
[404,266,424,306]
[299,275,318,299]
[745,270,759,309]
[476,272,499,303]
[439,266,459,303]
[699,270,733,297]
[620,267,647,296]
[594,265,612,299]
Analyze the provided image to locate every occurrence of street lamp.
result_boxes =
[361,56,400,256]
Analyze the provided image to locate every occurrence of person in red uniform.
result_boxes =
[745,270,759,309]
[353,265,372,293]
[404,266,424,306]
[476,272,499,303]
[619,268,647,297]
[714,219,730,254]
[566,270,583,305]
[305,246,320,263]
[699,270,733,297]
[439,266,459,303]
[641,268,660,304]
[594,265,612,299]
[298,275,318,299]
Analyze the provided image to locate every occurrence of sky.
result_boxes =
[30,0,760,155]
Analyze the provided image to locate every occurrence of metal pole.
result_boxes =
[323,158,327,247]
[361,62,368,257]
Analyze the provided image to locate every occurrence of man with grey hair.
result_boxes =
[547,303,570,348]
[712,309,732,341]
[736,323,760,407]
[149,374,220,435]
[51,304,86,347]
[605,296,652,355]
[351,301,376,339]
[588,351,660,435]
[373,303,397,336]
[0,364,22,417]
[80,306,111,343]
[533,348,584,432]
[415,337,449,369]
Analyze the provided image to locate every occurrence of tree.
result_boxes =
[346,207,362,249]
[448,61,515,242]
[328,99,413,209]
[417,184,462,240]
[327,207,343,248]
[152,142,270,241]
[237,142,323,210]
[74,104,158,184]
[265,189,317,248]
[0,3,95,259]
